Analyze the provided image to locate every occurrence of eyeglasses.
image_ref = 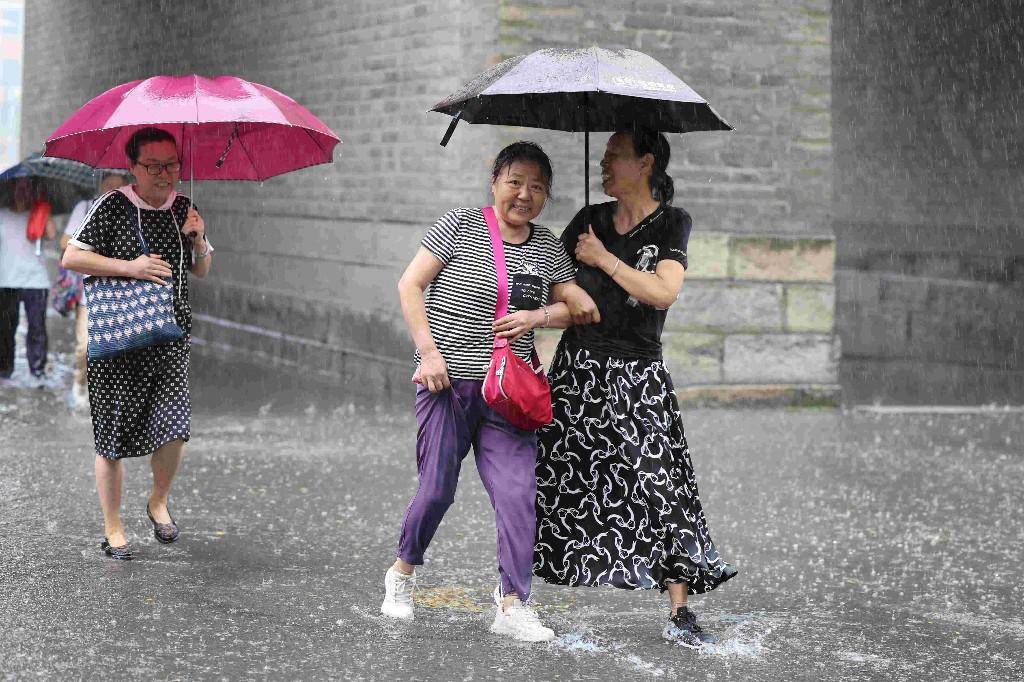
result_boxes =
[136,161,181,176]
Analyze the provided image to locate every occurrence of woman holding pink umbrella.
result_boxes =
[63,127,212,560]
[47,75,339,560]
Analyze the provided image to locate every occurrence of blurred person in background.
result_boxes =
[0,177,57,383]
[58,171,129,409]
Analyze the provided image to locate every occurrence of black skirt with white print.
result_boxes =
[534,340,738,594]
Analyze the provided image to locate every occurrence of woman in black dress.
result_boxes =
[63,127,213,560]
[534,127,736,647]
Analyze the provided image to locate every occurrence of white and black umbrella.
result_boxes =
[432,46,731,206]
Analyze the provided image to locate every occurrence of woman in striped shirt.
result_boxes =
[378,141,596,643]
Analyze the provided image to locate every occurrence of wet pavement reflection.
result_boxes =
[1,342,1022,680]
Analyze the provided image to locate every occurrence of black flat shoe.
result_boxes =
[146,503,180,544]
[100,538,133,561]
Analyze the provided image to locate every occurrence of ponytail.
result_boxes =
[627,125,674,205]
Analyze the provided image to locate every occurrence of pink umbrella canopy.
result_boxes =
[44,75,340,182]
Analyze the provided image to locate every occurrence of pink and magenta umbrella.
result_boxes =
[43,75,340,185]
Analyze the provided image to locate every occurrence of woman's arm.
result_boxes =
[551,281,601,325]
[184,207,212,278]
[575,226,685,309]
[62,245,173,285]
[398,246,448,393]
[492,302,569,340]
[190,241,212,279]
[605,258,685,309]
[492,280,598,339]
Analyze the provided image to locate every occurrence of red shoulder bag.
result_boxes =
[480,206,553,431]
[26,198,51,241]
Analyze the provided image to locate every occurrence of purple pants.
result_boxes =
[0,288,48,378]
[397,379,538,602]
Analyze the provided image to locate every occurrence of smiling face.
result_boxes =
[600,132,653,200]
[490,160,549,228]
[131,140,179,204]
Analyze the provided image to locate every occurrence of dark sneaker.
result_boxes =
[662,606,716,648]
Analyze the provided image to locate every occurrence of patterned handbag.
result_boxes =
[85,203,185,360]
[480,206,553,431]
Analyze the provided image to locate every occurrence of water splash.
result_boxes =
[551,632,602,653]
[698,615,771,659]
[552,632,664,677]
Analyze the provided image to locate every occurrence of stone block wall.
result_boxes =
[662,233,838,405]
[491,0,832,238]
[21,0,503,405]
[833,0,1024,404]
[22,0,838,406]
[502,0,837,406]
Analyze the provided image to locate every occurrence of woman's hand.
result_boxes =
[565,290,601,325]
[413,349,451,393]
[125,254,172,285]
[575,225,614,271]
[183,207,205,242]
[493,309,544,341]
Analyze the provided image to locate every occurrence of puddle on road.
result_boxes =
[699,616,771,659]
[415,586,486,612]
[551,611,772,677]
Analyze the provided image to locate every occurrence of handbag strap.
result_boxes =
[127,202,151,256]
[481,206,543,372]
[482,206,510,350]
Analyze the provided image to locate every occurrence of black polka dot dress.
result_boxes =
[70,189,195,460]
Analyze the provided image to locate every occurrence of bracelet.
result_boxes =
[194,248,211,260]
[541,306,550,328]
[608,258,621,277]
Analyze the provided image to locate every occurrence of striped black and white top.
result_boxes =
[416,207,576,380]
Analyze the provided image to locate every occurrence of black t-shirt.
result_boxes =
[560,201,691,360]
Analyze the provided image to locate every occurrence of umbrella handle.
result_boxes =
[440,111,462,147]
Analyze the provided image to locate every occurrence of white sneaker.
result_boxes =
[380,566,416,620]
[489,586,555,643]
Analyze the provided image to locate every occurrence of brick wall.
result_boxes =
[833,0,1024,404]
[22,0,505,403]
[516,0,837,404]
[489,0,832,236]
[22,0,837,405]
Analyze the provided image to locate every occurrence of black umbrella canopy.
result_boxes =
[432,46,732,133]
[0,153,99,214]
[432,47,731,208]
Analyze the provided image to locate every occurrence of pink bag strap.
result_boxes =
[481,206,544,372]
[482,206,511,350]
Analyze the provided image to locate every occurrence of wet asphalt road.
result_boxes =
[1,342,1023,680]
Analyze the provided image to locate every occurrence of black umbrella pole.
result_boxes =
[584,129,589,211]
[583,92,590,212]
